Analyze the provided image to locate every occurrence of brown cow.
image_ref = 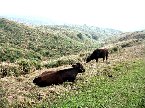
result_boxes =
[86,48,108,63]
[33,63,85,87]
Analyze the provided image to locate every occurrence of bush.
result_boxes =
[16,59,41,75]
[0,47,42,63]
[0,47,24,62]
[0,59,42,77]
[121,42,131,48]
[0,63,20,77]
[77,33,83,40]
[44,58,76,68]
[110,46,119,53]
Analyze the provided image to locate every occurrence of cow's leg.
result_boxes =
[106,52,108,63]
[95,58,98,62]
[67,77,75,82]
[103,57,105,62]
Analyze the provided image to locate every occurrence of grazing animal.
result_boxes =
[86,48,108,63]
[33,63,85,87]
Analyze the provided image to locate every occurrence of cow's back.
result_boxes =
[99,49,108,56]
[42,71,63,85]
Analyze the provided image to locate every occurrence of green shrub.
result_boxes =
[77,33,83,40]
[0,47,24,62]
[121,43,130,48]
[0,46,42,63]
[0,59,42,77]
[110,46,119,53]
[17,59,37,74]
[44,59,76,68]
[0,63,20,77]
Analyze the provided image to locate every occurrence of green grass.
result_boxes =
[35,60,145,108]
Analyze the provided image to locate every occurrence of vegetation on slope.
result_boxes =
[37,24,122,42]
[0,17,144,107]
[104,30,145,45]
[0,18,123,76]
[0,43,144,107]
[0,18,99,63]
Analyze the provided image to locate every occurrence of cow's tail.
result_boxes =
[106,51,108,61]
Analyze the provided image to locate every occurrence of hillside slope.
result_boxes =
[103,30,145,48]
[0,18,121,62]
[118,30,145,41]
[0,17,145,107]
[36,24,122,42]
[0,34,144,107]
[0,18,97,62]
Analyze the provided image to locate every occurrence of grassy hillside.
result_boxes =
[0,18,123,76]
[118,30,145,41]
[0,39,144,108]
[0,18,99,63]
[37,24,122,42]
[102,30,145,52]
[0,17,145,107]
[0,18,144,76]
[104,30,145,44]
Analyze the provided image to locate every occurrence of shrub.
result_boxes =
[44,58,76,68]
[0,59,42,77]
[110,46,119,53]
[17,59,38,74]
[0,63,20,77]
[77,33,83,40]
[0,47,24,62]
[121,42,131,48]
[0,46,42,63]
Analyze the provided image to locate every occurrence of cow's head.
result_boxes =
[72,63,85,73]
[33,77,41,84]
[86,55,91,63]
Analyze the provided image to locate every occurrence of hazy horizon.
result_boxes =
[0,0,145,32]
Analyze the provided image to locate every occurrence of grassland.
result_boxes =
[0,18,123,77]
[48,60,145,108]
[0,18,145,108]
[0,18,99,62]
[0,42,144,108]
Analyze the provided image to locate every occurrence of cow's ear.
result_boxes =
[72,63,81,68]
[76,63,81,66]
[72,64,77,68]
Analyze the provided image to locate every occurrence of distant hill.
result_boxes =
[1,16,122,41]
[36,24,122,43]
[0,18,89,62]
[102,30,145,50]
[0,17,122,63]
[106,30,145,43]
[62,24,122,41]
[118,30,145,41]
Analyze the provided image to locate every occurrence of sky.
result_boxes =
[0,0,145,32]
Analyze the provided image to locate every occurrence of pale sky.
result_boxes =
[0,0,145,32]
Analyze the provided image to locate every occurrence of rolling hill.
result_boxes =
[0,17,121,63]
[0,17,145,108]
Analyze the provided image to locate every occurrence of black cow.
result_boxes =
[33,63,85,87]
[86,48,108,63]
